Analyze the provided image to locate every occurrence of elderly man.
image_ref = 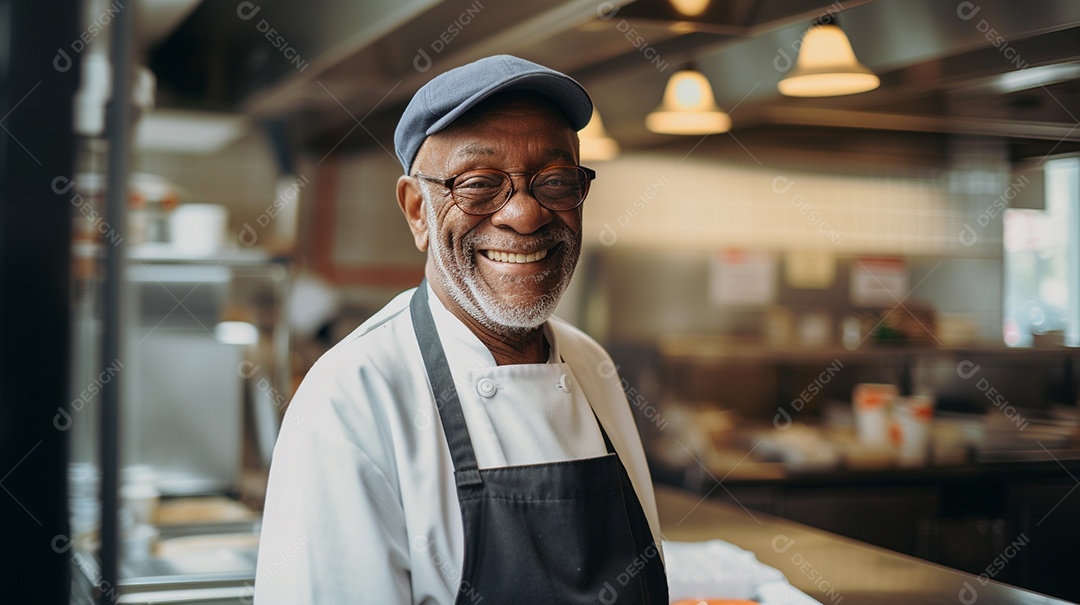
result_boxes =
[256,55,668,603]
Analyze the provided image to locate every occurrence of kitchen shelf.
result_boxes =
[658,334,1080,364]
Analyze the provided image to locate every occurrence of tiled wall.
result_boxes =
[567,151,1011,344]
[581,152,1004,256]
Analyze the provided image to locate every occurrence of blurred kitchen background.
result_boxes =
[4,0,1080,602]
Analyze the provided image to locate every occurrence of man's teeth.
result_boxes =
[483,248,549,263]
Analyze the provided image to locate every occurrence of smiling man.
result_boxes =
[256,55,668,604]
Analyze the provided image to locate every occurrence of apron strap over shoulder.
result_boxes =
[410,282,483,488]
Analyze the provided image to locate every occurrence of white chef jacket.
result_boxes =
[254,285,664,604]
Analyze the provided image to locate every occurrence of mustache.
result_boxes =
[418,185,578,257]
[461,225,576,255]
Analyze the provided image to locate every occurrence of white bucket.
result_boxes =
[170,204,228,255]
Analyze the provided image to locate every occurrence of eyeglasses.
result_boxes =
[413,165,596,216]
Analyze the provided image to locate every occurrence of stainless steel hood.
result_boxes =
[146,0,1080,161]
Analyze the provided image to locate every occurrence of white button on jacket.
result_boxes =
[475,377,497,398]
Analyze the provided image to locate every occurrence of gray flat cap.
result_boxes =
[394,54,593,173]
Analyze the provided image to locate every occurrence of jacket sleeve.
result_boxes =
[255,370,411,604]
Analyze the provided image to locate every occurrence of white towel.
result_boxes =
[664,539,821,604]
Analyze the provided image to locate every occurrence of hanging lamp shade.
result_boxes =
[579,107,620,161]
[778,23,879,97]
[645,69,731,135]
[669,0,710,17]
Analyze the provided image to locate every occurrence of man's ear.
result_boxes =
[397,175,429,252]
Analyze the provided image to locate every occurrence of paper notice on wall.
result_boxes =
[850,257,909,306]
[709,249,778,306]
[784,250,836,289]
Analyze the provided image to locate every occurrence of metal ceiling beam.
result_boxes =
[762,106,1080,142]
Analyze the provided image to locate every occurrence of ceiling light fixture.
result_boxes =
[777,17,879,97]
[669,0,710,17]
[646,68,732,135]
[579,107,621,161]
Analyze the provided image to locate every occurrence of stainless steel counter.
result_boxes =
[656,486,1076,605]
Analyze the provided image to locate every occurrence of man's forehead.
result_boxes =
[448,143,576,163]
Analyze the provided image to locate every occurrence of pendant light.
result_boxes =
[579,107,620,161]
[777,17,879,97]
[669,0,709,17]
[646,68,731,135]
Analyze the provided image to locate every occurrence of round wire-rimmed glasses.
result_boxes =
[413,165,596,216]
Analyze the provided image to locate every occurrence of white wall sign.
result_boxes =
[851,257,909,306]
[709,249,778,306]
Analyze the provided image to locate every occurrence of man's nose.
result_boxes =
[488,183,553,234]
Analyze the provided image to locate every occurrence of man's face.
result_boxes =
[411,98,584,334]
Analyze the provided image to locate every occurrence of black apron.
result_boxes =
[410,284,668,604]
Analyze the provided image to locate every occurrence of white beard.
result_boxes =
[422,189,580,335]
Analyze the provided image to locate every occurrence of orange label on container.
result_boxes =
[854,384,897,409]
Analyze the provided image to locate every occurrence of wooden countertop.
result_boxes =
[656,486,1075,605]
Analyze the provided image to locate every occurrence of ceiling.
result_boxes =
[145,0,1080,164]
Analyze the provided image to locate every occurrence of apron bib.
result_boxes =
[410,284,668,604]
